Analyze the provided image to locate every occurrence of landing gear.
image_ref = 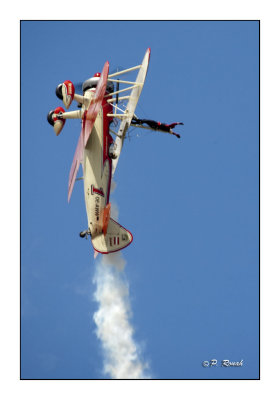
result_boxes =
[47,110,55,126]
[79,229,91,239]
[56,83,63,100]
[46,106,66,136]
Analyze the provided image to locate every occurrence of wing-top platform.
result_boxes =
[105,48,150,175]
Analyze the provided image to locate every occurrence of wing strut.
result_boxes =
[111,48,151,175]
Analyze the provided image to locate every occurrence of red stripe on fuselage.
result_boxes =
[102,94,113,205]
[91,185,104,196]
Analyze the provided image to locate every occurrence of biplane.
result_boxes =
[47,48,183,256]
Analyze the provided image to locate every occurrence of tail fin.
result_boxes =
[92,218,133,254]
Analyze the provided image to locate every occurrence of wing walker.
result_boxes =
[47,48,183,257]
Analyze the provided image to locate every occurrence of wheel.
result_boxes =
[56,84,63,100]
[47,110,54,126]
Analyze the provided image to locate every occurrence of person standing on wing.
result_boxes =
[131,116,183,138]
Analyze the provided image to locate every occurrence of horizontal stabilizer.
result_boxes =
[92,218,133,254]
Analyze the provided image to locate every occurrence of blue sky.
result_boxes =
[21,20,259,379]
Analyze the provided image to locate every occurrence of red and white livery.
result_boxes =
[47,49,151,256]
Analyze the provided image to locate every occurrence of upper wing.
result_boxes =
[105,48,150,175]
[83,61,109,147]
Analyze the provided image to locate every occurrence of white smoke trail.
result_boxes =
[93,254,150,378]
[92,201,151,379]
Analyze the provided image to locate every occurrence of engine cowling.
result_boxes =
[55,80,75,109]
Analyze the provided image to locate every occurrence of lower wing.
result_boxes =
[68,130,84,202]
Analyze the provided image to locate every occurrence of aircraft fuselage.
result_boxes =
[83,94,113,238]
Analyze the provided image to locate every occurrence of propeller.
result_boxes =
[109,66,124,75]
[73,81,83,95]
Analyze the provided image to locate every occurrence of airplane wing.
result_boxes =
[106,48,150,175]
[67,61,109,202]
[68,127,84,202]
[83,61,109,147]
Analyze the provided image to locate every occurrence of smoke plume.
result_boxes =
[93,254,149,378]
